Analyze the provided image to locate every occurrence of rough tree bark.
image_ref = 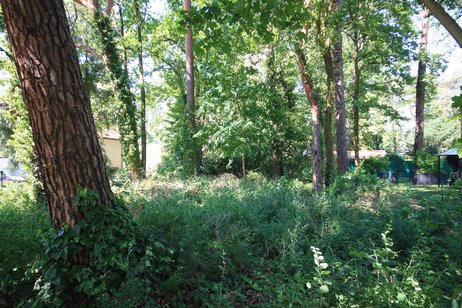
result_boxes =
[296,48,323,192]
[331,0,349,174]
[414,6,430,156]
[323,50,335,185]
[321,0,336,186]
[0,0,114,229]
[134,0,147,177]
[420,0,462,48]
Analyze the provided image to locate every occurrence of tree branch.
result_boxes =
[73,0,113,16]
[104,0,114,16]
[75,44,108,65]
[421,0,462,48]
[0,46,14,62]
[73,0,100,12]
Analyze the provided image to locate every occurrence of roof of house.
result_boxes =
[347,150,387,160]
[436,148,458,156]
[100,129,120,140]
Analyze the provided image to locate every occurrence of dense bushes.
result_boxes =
[415,150,438,173]
[30,189,174,306]
[0,184,49,306]
[358,153,407,175]
[359,156,389,173]
[1,176,461,306]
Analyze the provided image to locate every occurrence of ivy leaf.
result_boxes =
[451,87,462,109]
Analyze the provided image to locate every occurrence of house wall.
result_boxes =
[101,138,122,168]
[99,140,163,170]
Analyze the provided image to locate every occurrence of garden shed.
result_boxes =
[435,148,460,187]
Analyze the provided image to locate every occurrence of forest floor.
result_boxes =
[0,172,461,306]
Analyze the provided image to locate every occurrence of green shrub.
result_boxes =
[30,189,174,306]
[415,151,438,173]
[330,170,387,197]
[359,156,389,173]
[386,153,406,172]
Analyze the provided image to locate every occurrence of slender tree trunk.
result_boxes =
[93,10,142,180]
[184,0,200,175]
[460,116,462,138]
[392,124,398,153]
[118,3,128,75]
[331,0,349,174]
[414,7,430,156]
[267,45,284,179]
[323,50,335,185]
[241,155,246,179]
[295,48,323,192]
[352,43,362,167]
[135,0,147,178]
[184,0,194,118]
[353,105,360,165]
[420,0,462,48]
[1,0,114,229]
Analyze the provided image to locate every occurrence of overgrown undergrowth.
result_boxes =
[1,172,461,307]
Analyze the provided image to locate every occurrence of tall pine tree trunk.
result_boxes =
[1,0,114,228]
[296,48,323,192]
[184,0,201,175]
[414,6,430,156]
[323,50,335,185]
[331,0,349,174]
[135,0,147,177]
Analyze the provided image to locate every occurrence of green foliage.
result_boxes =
[0,184,49,306]
[161,95,199,177]
[0,52,34,172]
[415,151,438,174]
[306,246,332,306]
[93,10,141,178]
[386,153,406,172]
[113,176,461,306]
[29,189,173,306]
[451,87,462,110]
[359,156,389,173]
[330,169,386,198]
[2,0,462,306]
[1,177,461,306]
